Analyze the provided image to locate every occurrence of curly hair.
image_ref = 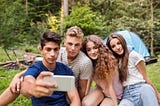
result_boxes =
[82,35,117,83]
[94,45,117,82]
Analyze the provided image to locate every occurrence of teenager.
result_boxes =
[81,35,128,106]
[106,33,160,106]
[57,26,93,100]
[21,31,80,106]
[3,26,93,104]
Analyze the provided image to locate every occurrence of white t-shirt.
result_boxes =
[123,50,145,86]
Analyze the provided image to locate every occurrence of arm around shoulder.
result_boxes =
[0,87,19,106]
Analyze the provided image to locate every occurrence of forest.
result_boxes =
[0,0,160,56]
[0,0,160,105]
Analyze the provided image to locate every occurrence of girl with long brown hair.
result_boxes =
[106,33,160,106]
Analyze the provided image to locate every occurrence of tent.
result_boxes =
[104,30,157,64]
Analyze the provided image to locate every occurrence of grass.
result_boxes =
[0,47,160,105]
[146,55,160,91]
[0,69,32,106]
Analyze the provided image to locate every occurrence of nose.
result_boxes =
[115,45,120,50]
[91,49,95,53]
[50,50,55,56]
[71,45,75,50]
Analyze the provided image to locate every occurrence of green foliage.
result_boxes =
[147,59,160,91]
[22,45,40,54]
[46,15,61,33]
[0,0,160,54]
[0,69,31,105]
[0,0,61,49]
[99,0,160,55]
[0,0,27,49]
[64,5,108,37]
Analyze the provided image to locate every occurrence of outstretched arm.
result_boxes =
[21,71,57,98]
[0,87,19,106]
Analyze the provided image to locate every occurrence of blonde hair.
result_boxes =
[65,26,84,38]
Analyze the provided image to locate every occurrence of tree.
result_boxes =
[0,0,27,49]
[63,5,107,37]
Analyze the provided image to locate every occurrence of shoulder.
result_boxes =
[78,51,92,64]
[56,62,73,75]
[129,50,145,65]
[56,62,68,68]
[77,52,93,69]
[129,51,143,59]
[24,61,46,77]
[59,47,66,52]
[31,61,43,68]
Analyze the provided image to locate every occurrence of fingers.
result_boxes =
[10,81,21,94]
[9,78,22,94]
[21,72,56,98]
[33,72,57,97]
[37,71,53,80]
[32,85,53,98]
[16,81,21,92]
[26,80,55,98]
[35,79,57,88]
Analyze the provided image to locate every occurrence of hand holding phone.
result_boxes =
[43,75,75,92]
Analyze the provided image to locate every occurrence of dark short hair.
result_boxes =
[40,31,62,48]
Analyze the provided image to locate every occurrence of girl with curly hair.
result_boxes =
[81,35,125,106]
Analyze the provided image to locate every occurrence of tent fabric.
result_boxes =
[104,30,150,57]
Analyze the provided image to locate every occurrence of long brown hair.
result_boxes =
[82,35,117,83]
[106,33,129,83]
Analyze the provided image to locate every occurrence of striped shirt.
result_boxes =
[57,47,93,87]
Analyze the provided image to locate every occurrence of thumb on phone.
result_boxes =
[37,71,53,80]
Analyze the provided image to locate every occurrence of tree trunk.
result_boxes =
[60,0,68,36]
[150,0,154,56]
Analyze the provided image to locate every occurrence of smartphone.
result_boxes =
[43,75,75,92]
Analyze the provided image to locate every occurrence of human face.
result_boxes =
[86,40,99,60]
[64,35,82,60]
[109,38,124,55]
[40,42,60,67]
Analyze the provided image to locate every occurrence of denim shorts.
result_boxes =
[120,82,158,106]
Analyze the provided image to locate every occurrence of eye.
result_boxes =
[111,45,115,49]
[75,43,80,47]
[68,42,73,46]
[86,48,91,52]
[93,46,98,50]
[54,47,59,52]
[45,48,52,52]
[117,42,121,45]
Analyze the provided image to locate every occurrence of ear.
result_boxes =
[39,46,43,51]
